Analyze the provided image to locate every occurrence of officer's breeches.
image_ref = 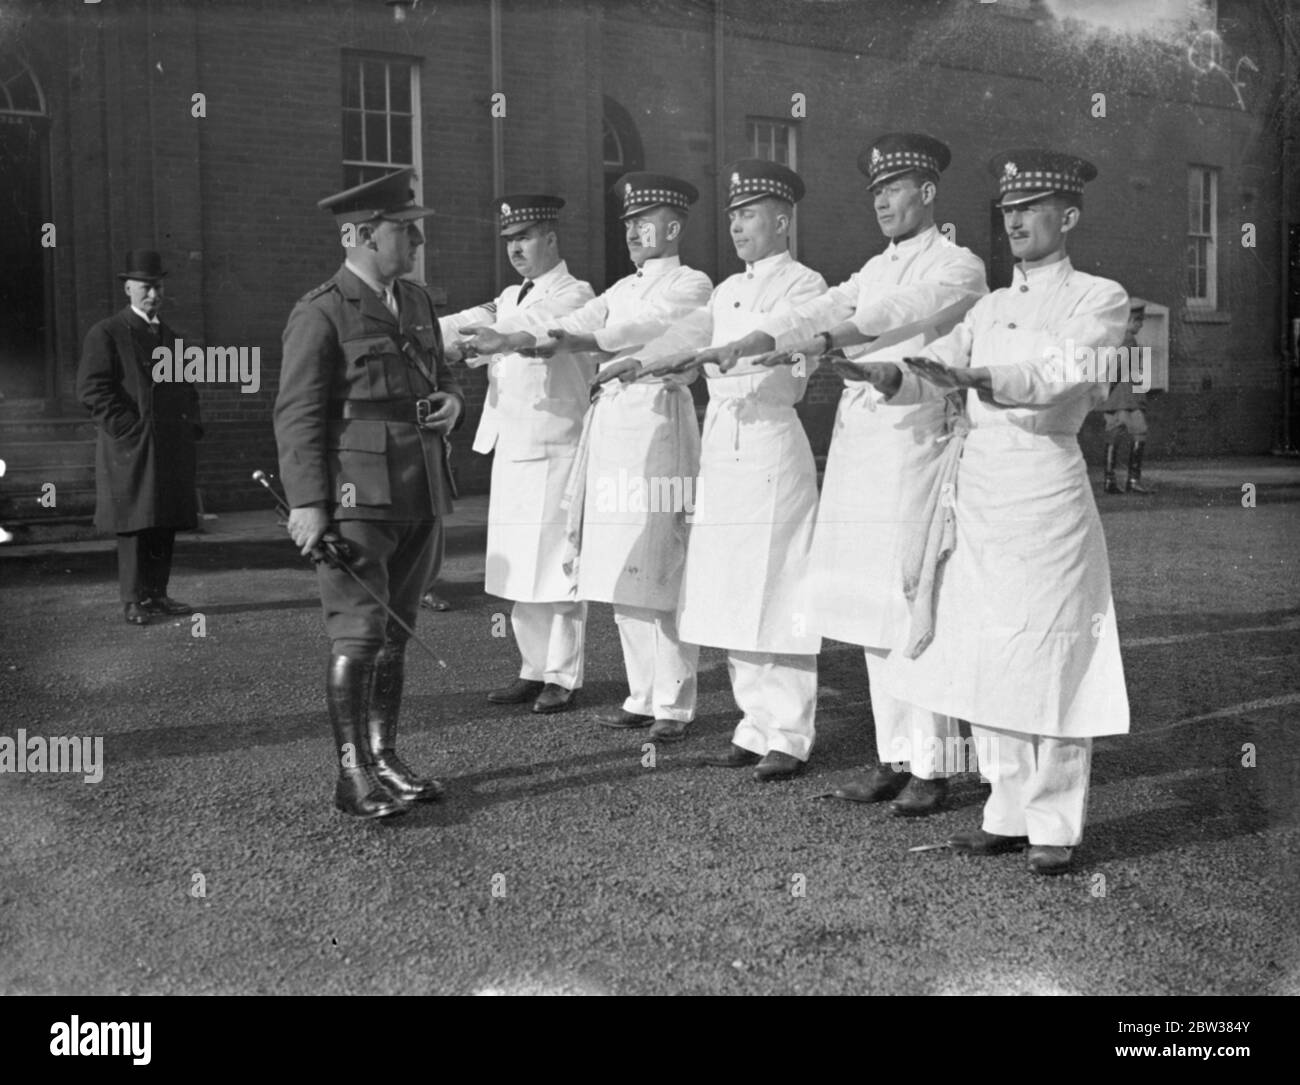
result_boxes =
[318,519,438,659]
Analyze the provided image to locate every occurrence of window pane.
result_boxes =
[344,163,366,190]
[365,112,388,163]
[342,110,362,161]
[362,60,386,110]
[603,119,622,168]
[343,61,361,109]
[390,65,411,113]
[391,117,411,165]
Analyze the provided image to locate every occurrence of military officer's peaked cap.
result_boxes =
[497,194,565,236]
[318,167,434,226]
[1129,296,1147,313]
[724,158,805,210]
[614,172,699,219]
[990,149,1098,209]
[858,133,952,188]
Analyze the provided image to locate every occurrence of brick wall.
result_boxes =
[14,0,1294,512]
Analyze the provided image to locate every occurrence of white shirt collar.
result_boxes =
[635,255,681,278]
[886,224,939,256]
[522,259,568,293]
[745,250,792,276]
[130,305,159,326]
[1014,255,1073,284]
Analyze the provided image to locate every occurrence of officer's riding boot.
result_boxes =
[1126,439,1154,494]
[367,644,444,803]
[327,654,407,819]
[1103,443,1123,494]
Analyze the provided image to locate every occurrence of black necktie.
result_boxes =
[517,280,534,304]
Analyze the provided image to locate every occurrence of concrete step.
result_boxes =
[2,462,97,488]
[0,416,97,442]
[0,486,97,522]
[0,439,97,467]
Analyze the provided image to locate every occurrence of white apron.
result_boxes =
[578,379,700,610]
[678,329,820,654]
[879,289,1131,738]
[807,383,951,649]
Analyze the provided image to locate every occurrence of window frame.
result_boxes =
[341,52,424,279]
[744,116,799,259]
[1186,164,1219,311]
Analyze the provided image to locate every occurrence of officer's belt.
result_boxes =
[328,399,428,424]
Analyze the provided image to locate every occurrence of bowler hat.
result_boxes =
[117,250,168,282]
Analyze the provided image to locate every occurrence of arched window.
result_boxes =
[602,97,644,288]
[0,54,45,115]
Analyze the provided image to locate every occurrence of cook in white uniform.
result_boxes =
[709,134,987,814]
[462,173,712,743]
[629,159,827,781]
[446,195,595,714]
[857,149,1131,876]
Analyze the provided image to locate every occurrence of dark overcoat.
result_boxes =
[76,307,201,533]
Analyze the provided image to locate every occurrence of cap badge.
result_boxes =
[1003,161,1019,180]
[730,172,740,186]
[500,202,511,215]
[870,148,883,168]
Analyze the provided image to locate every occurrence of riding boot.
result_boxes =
[327,654,406,819]
[1126,439,1155,493]
[367,643,444,803]
[1103,443,1123,494]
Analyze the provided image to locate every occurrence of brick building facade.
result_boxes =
[1,0,1296,517]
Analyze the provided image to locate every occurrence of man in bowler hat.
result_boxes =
[77,250,201,626]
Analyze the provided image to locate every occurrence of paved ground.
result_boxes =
[0,457,1297,995]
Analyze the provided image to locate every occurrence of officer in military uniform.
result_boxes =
[1099,298,1154,494]
[274,168,464,820]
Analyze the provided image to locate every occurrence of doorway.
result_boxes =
[0,57,51,403]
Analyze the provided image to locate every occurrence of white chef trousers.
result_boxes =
[864,649,964,780]
[613,604,698,722]
[513,600,586,691]
[728,650,817,762]
[972,723,1093,846]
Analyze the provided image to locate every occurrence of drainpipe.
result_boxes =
[491,0,505,291]
[1279,0,1296,452]
[714,0,726,277]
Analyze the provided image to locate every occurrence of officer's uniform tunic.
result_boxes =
[879,257,1131,844]
[641,250,826,758]
[440,260,595,688]
[275,263,463,657]
[520,255,713,722]
[759,225,987,774]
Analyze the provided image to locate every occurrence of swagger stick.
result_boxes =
[251,470,447,669]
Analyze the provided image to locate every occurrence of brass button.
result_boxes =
[1020,285,1029,292]
[1007,322,1017,329]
